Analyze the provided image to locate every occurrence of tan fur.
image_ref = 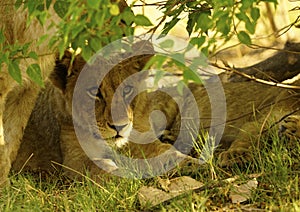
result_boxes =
[0,0,59,187]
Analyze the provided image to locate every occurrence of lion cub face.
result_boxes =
[51,47,153,149]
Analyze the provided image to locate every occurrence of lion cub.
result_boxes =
[13,42,200,180]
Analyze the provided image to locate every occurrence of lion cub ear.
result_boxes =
[132,40,155,66]
[50,50,85,93]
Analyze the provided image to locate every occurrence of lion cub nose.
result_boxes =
[108,123,128,133]
[114,124,128,133]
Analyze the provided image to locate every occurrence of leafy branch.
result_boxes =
[0,0,283,85]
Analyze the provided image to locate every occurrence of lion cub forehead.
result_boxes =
[101,67,146,90]
[51,48,153,94]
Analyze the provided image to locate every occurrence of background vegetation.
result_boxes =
[1,0,300,210]
[2,0,295,85]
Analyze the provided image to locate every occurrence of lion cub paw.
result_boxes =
[176,154,201,175]
[279,115,300,140]
[218,145,252,167]
[153,150,201,175]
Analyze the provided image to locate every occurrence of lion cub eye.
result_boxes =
[87,86,101,99]
[123,85,134,97]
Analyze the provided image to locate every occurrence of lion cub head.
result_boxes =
[50,41,154,148]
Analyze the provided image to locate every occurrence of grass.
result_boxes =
[1,130,300,211]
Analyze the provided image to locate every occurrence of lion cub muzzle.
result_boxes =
[107,121,133,148]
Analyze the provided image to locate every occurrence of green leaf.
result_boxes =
[161,18,180,36]
[153,55,168,68]
[186,1,200,8]
[81,46,93,62]
[177,80,185,96]
[49,35,59,49]
[27,0,36,15]
[190,55,207,69]
[8,60,22,84]
[15,0,23,9]
[123,26,134,36]
[46,0,52,9]
[245,20,256,34]
[237,31,251,45]
[36,3,45,12]
[224,0,234,7]
[168,4,185,17]
[236,12,256,34]
[154,70,166,86]
[216,15,230,35]
[71,31,88,50]
[144,55,168,70]
[58,39,67,59]
[241,0,253,10]
[186,13,197,36]
[183,68,202,84]
[172,53,185,64]
[110,4,120,16]
[21,43,31,55]
[1,52,9,65]
[87,0,100,8]
[134,15,153,26]
[190,36,206,49]
[37,11,47,26]
[28,51,39,60]
[0,31,4,44]
[236,13,249,22]
[70,24,85,39]
[251,7,260,21]
[26,63,44,87]
[122,8,135,25]
[213,10,227,19]
[159,39,174,49]
[54,1,70,19]
[196,12,213,32]
[90,37,102,52]
[37,34,49,46]
[201,46,209,56]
